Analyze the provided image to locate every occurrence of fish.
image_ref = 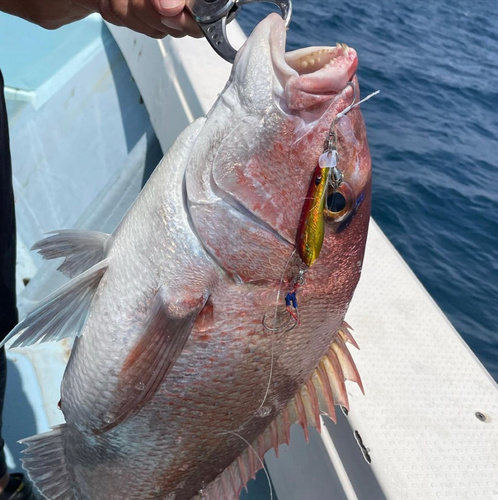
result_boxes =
[2,13,372,500]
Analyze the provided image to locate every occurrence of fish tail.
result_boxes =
[31,229,110,278]
[20,424,78,500]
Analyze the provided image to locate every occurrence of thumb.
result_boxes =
[150,0,185,17]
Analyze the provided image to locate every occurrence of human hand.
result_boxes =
[77,0,202,38]
[0,0,202,38]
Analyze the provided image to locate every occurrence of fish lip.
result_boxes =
[235,14,358,108]
[233,13,297,89]
[266,14,298,87]
[259,14,359,110]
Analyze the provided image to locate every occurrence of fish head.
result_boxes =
[188,13,371,299]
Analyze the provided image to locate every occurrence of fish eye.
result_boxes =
[324,181,355,223]
[327,192,346,212]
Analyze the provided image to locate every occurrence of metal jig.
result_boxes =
[283,82,358,326]
[265,82,379,331]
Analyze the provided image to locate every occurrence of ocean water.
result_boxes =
[237,0,498,380]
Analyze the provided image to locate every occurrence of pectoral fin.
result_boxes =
[94,285,208,434]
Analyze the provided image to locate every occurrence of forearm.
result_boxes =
[0,0,97,30]
[0,0,200,42]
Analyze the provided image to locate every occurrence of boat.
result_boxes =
[2,11,497,500]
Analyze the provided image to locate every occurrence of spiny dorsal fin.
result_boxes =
[197,325,363,499]
[339,320,360,349]
[32,229,110,278]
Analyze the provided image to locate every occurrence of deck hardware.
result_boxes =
[354,430,372,464]
[475,411,489,422]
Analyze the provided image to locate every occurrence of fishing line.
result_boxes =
[262,248,299,333]
[219,248,297,468]
[256,89,382,414]
[214,86,382,496]
[220,430,274,500]
[342,89,380,115]
[211,251,296,500]
[256,87,381,417]
[257,247,299,413]
[335,89,380,122]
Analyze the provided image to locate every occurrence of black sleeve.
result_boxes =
[0,70,18,341]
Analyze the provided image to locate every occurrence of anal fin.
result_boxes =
[199,328,363,500]
[20,424,76,500]
[1,260,108,349]
[94,285,208,434]
[32,229,110,278]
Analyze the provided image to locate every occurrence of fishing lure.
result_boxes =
[265,83,379,330]
[286,145,352,324]
[297,149,340,268]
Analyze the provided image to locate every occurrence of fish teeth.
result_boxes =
[341,43,350,56]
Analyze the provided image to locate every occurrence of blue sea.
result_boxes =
[237,0,498,381]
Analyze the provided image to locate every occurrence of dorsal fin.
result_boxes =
[196,324,363,499]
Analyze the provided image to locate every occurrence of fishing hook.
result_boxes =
[323,81,357,154]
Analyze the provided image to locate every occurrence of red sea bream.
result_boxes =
[2,13,372,500]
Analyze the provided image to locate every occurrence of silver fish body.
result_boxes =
[6,13,372,500]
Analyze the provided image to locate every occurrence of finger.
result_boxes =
[74,0,100,13]
[161,11,203,38]
[149,0,185,17]
[99,2,125,25]
[98,0,125,26]
[163,28,187,38]
[100,0,166,37]
[136,0,200,37]
[129,0,180,34]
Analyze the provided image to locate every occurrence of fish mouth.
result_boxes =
[263,13,358,111]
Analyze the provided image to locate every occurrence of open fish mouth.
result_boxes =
[285,44,355,75]
[283,44,358,107]
[249,13,359,111]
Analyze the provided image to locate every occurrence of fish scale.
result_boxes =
[4,13,372,500]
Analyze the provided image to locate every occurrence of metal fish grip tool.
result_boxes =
[185,0,292,63]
